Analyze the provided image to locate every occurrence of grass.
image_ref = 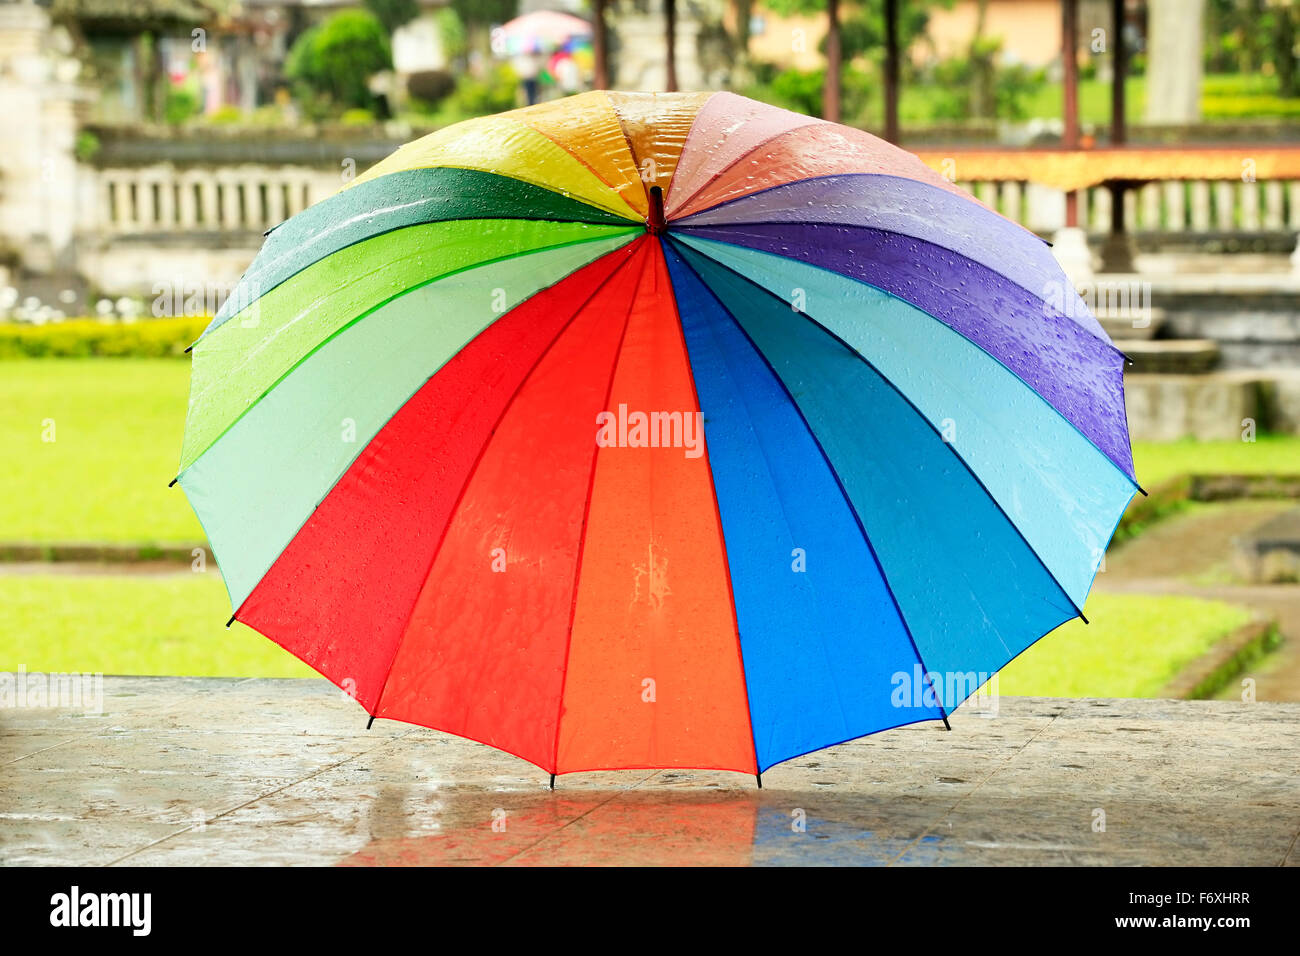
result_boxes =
[4,359,1297,547]
[964,73,1300,126]
[0,573,1251,693]
[996,591,1252,699]
[0,358,1279,686]
[0,359,203,543]
[0,572,314,678]
[1132,434,1300,490]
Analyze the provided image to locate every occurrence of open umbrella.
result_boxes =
[491,10,592,57]
[176,91,1139,784]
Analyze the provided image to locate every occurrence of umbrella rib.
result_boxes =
[664,116,824,221]
[674,228,1141,492]
[676,212,1121,354]
[509,101,650,219]
[547,243,651,777]
[674,172,1050,246]
[669,125,1015,233]
[658,238,763,777]
[181,229,638,477]
[666,236,952,729]
[196,169,636,344]
[604,91,654,221]
[205,207,636,336]
[347,238,650,725]
[673,236,1088,626]
[344,116,642,223]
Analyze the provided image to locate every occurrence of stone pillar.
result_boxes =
[1146,0,1203,124]
[609,0,723,91]
[0,2,90,275]
[1052,226,1094,281]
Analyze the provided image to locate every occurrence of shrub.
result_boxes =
[745,66,874,122]
[406,70,456,106]
[0,317,210,359]
[441,64,519,119]
[286,10,392,114]
[164,87,200,126]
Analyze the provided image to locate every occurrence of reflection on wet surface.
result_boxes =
[341,788,942,866]
[3,677,1298,866]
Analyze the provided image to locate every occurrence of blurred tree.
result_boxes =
[968,0,994,119]
[1205,0,1299,95]
[592,0,609,87]
[762,0,842,118]
[451,0,517,24]
[436,6,469,62]
[764,0,948,120]
[365,0,420,34]
[838,0,944,71]
[1274,2,1299,96]
[666,0,678,91]
[286,10,392,114]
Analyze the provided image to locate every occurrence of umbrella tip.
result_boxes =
[1079,612,1090,625]
[549,773,556,790]
[755,772,762,789]
[167,477,177,488]
[942,715,952,731]
[366,715,375,730]
[225,613,235,628]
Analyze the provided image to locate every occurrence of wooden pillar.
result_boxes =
[883,0,899,142]
[593,0,609,89]
[665,0,678,92]
[1111,0,1126,145]
[1062,0,1080,226]
[823,0,841,122]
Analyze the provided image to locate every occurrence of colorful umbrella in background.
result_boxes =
[176,92,1140,785]
[492,11,593,101]
[544,38,594,91]
[491,10,592,57]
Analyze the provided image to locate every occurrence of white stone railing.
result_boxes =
[80,165,1300,239]
[88,164,343,235]
[958,179,1300,235]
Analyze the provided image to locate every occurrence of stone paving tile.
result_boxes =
[2,678,1298,866]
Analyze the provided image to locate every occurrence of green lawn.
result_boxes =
[0,357,1278,687]
[996,591,1252,698]
[973,73,1300,125]
[1132,434,1300,489]
[0,574,1249,694]
[4,359,1296,546]
[0,359,203,543]
[0,572,314,677]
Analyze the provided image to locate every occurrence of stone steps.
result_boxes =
[1098,307,1166,341]
[1121,338,1221,374]
[1123,369,1300,441]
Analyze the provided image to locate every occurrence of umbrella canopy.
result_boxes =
[492,10,592,56]
[178,91,1139,779]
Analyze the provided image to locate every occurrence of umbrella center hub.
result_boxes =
[646,185,667,235]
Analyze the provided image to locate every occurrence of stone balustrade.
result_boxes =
[957,178,1300,237]
[80,167,1300,241]
[89,165,343,236]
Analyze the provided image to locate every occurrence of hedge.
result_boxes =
[0,317,209,358]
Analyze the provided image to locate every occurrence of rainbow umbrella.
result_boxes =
[177,92,1139,785]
